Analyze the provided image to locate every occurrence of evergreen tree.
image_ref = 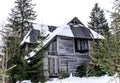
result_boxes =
[7,0,37,40]
[89,0,120,77]
[110,0,120,77]
[90,37,115,76]
[111,0,120,32]
[0,24,17,83]
[26,50,45,83]
[5,0,45,82]
[4,30,27,83]
[76,37,115,77]
[7,37,45,83]
[88,3,109,35]
[21,37,45,82]
[0,25,24,83]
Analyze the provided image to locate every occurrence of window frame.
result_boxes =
[57,37,75,55]
[74,38,89,53]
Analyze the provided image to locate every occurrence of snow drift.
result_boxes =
[20,74,119,83]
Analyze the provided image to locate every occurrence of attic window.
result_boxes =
[72,20,77,24]
[70,19,79,25]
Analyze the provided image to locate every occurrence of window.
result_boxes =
[75,39,89,53]
[58,38,74,55]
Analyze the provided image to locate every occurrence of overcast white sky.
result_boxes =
[0,0,113,26]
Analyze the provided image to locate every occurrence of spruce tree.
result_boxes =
[4,29,27,83]
[7,0,37,40]
[0,24,17,83]
[111,0,120,32]
[0,25,23,83]
[26,35,46,82]
[26,50,45,83]
[90,0,120,77]
[88,3,109,35]
[90,36,115,76]
[5,0,45,82]
[110,0,120,77]
[85,3,114,77]
[76,36,115,77]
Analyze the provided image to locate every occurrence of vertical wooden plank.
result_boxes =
[57,37,60,55]
[58,58,60,73]
[54,57,58,73]
[73,39,75,55]
[48,57,50,74]
[43,56,49,77]
[88,40,91,56]
[49,57,53,74]
[52,58,54,73]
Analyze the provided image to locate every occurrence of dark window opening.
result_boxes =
[75,39,89,53]
[69,20,79,25]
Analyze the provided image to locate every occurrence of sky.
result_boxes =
[0,0,114,26]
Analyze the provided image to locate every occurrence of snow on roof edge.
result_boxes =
[25,24,75,59]
[20,29,32,45]
[88,27,104,39]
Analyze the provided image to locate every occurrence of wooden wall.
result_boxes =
[44,36,91,77]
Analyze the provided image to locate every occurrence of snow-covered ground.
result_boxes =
[20,74,119,83]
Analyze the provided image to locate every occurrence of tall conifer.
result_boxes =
[7,0,37,40]
[88,3,109,35]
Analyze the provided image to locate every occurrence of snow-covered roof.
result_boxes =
[25,24,74,59]
[20,29,32,45]
[43,17,104,47]
[20,24,55,45]
[32,24,52,37]
[89,28,104,39]
[24,17,104,59]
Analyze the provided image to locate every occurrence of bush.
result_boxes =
[76,64,114,77]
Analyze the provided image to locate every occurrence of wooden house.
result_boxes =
[20,17,104,77]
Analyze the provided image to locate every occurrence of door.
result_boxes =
[48,56,59,76]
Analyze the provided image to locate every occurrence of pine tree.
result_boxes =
[90,36,115,76]
[7,0,37,40]
[76,36,115,77]
[88,3,109,35]
[5,28,45,83]
[0,24,17,83]
[111,0,120,32]
[110,0,120,77]
[26,50,45,83]
[86,3,114,77]
[90,0,120,77]
[0,24,21,83]
[4,30,27,83]
[5,0,44,82]
[25,35,46,83]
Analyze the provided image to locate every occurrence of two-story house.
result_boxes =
[20,17,104,77]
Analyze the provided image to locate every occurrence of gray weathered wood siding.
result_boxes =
[44,36,91,77]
